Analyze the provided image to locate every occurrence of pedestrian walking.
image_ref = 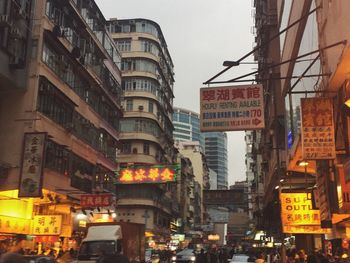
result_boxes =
[209,248,218,263]
[197,249,208,263]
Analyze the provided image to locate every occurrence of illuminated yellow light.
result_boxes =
[297,160,309,167]
[145,231,155,237]
[112,213,117,218]
[79,220,87,228]
[208,234,220,241]
[77,213,86,220]
[344,99,350,108]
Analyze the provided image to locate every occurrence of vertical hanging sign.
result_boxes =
[301,97,335,160]
[18,132,47,197]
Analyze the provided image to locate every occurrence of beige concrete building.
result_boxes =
[108,18,179,241]
[176,141,210,227]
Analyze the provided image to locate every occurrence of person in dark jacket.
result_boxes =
[197,249,208,263]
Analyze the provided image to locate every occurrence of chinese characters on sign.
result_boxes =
[32,215,62,235]
[283,225,331,234]
[280,193,331,234]
[301,98,335,160]
[0,215,31,234]
[80,194,113,207]
[280,193,320,225]
[19,132,47,197]
[200,84,264,132]
[116,165,179,184]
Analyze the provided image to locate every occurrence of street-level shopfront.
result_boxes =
[0,189,119,255]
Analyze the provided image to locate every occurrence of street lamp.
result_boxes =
[222,61,257,67]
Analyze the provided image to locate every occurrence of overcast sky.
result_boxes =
[95,0,255,185]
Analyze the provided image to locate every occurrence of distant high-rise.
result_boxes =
[204,132,228,189]
[173,107,204,149]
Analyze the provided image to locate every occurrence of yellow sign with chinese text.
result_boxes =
[0,215,31,234]
[32,215,62,235]
[280,193,320,225]
[283,225,331,234]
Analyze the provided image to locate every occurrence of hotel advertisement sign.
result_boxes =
[301,97,335,160]
[200,84,265,132]
[18,132,47,198]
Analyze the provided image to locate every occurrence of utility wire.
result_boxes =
[203,5,321,85]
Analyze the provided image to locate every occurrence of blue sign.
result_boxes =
[287,131,293,149]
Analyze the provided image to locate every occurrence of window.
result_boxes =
[116,40,131,52]
[126,99,133,111]
[121,142,131,154]
[37,77,74,126]
[45,140,69,175]
[148,101,153,113]
[143,143,150,155]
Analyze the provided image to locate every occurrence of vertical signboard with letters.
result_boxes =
[18,132,47,197]
[300,98,335,160]
[200,84,264,132]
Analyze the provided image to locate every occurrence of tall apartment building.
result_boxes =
[0,0,122,249]
[204,132,228,189]
[252,0,284,241]
[173,107,204,149]
[108,18,178,240]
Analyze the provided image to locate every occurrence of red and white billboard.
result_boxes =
[80,194,113,207]
[200,84,265,132]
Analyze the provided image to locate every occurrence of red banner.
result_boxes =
[80,194,113,207]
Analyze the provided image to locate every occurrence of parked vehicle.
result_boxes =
[228,254,249,263]
[171,248,197,262]
[76,222,145,263]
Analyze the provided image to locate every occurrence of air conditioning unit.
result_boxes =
[71,46,81,59]
[138,105,144,111]
[64,122,75,132]
[0,14,10,26]
[52,25,63,38]
[132,148,138,154]
[10,27,21,38]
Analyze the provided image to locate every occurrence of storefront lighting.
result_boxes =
[112,213,117,218]
[77,213,86,220]
[296,160,309,167]
[280,179,285,182]
[275,185,280,189]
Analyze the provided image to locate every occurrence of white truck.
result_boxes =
[76,222,145,263]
